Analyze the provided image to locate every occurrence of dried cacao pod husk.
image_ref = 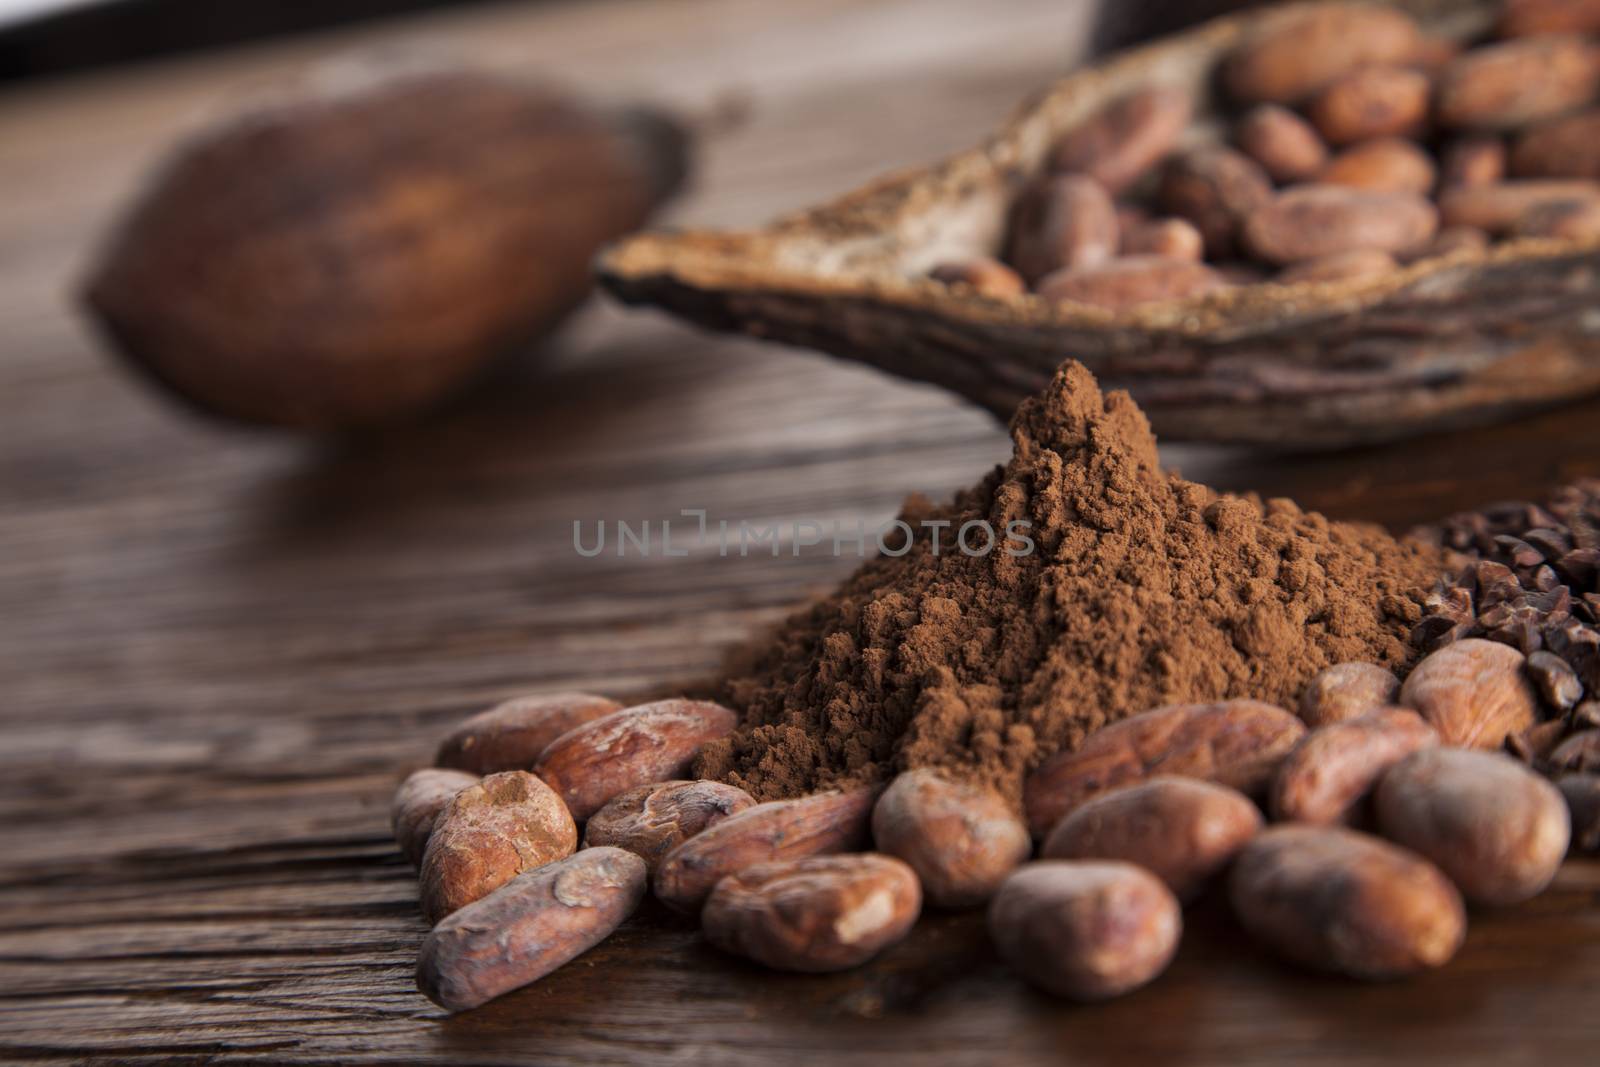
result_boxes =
[87,64,689,429]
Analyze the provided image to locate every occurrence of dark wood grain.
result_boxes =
[1,1,1598,1063]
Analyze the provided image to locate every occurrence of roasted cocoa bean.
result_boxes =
[929,258,1026,298]
[1158,146,1273,258]
[1120,217,1205,261]
[1269,706,1438,825]
[1036,256,1225,311]
[1307,66,1429,145]
[1236,104,1329,182]
[1438,180,1600,233]
[1407,34,1460,75]
[419,771,578,924]
[1441,136,1507,188]
[1243,184,1437,264]
[1040,776,1261,902]
[1375,748,1570,905]
[1514,197,1600,240]
[701,853,921,972]
[533,698,738,821]
[1006,175,1118,284]
[989,861,1182,1001]
[583,779,756,873]
[416,847,646,1011]
[1399,638,1539,749]
[871,768,1030,908]
[1435,35,1600,130]
[1023,699,1305,837]
[435,692,621,775]
[1319,137,1437,196]
[1229,825,1465,979]
[1512,109,1600,179]
[1526,649,1587,710]
[654,788,876,913]
[1048,86,1193,195]
[1298,662,1402,727]
[1222,5,1422,105]
[392,768,479,867]
[1550,728,1600,774]
[1499,0,1600,38]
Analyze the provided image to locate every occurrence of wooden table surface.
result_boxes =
[3,1,1600,1062]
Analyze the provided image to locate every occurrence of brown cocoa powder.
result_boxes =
[698,363,1440,802]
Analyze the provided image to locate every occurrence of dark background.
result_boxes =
[0,0,509,81]
[0,0,1262,82]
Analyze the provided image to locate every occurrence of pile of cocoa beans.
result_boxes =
[1017,636,1598,996]
[394,639,1599,1010]
[396,693,920,1011]
[931,0,1600,311]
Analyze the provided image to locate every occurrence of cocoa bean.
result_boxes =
[1398,638,1539,748]
[988,861,1181,1001]
[654,788,876,913]
[929,258,1026,299]
[1022,699,1305,837]
[1222,5,1422,105]
[1298,662,1401,727]
[1158,146,1273,258]
[1406,34,1460,75]
[1441,136,1507,188]
[1036,256,1225,312]
[1276,248,1399,285]
[583,779,756,873]
[1269,706,1438,825]
[1319,137,1437,195]
[701,854,921,972]
[871,768,1031,908]
[1550,728,1600,774]
[419,771,578,924]
[1438,180,1600,233]
[1229,825,1465,979]
[1514,197,1600,241]
[1048,86,1193,195]
[392,768,479,867]
[435,692,621,775]
[416,847,646,1011]
[1006,175,1118,284]
[1307,66,1429,145]
[1243,184,1437,264]
[533,698,737,821]
[1375,748,1570,905]
[1235,104,1329,183]
[1435,35,1600,130]
[1525,649,1586,711]
[1040,776,1261,902]
[1499,0,1600,39]
[1512,109,1600,179]
[1120,218,1205,261]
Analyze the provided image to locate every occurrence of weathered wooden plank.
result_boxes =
[2,0,1600,1063]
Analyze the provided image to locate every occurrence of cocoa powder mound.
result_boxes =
[696,362,1443,802]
